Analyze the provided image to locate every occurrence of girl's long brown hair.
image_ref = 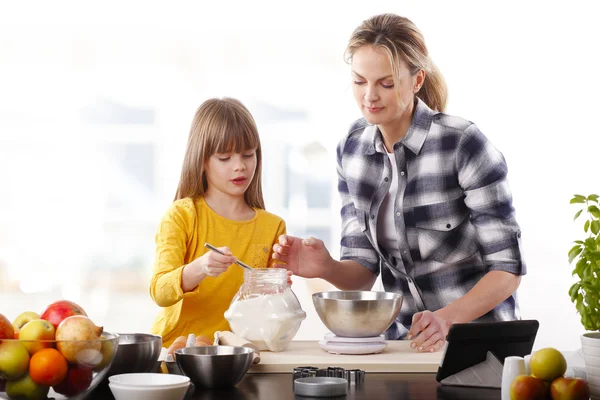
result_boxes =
[345,13,447,112]
[174,98,265,209]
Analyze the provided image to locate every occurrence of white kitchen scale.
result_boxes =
[319,333,388,355]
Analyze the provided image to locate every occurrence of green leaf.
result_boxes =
[569,245,583,263]
[585,220,591,233]
[589,205,600,219]
[570,283,581,302]
[571,195,586,204]
[588,194,600,202]
[592,220,600,235]
[574,209,583,221]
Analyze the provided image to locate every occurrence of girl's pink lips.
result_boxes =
[366,106,384,113]
[231,177,247,185]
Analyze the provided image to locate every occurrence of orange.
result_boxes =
[29,348,68,386]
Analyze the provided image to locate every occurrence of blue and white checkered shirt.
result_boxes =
[337,98,525,339]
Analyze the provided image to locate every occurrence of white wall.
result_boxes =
[1,0,599,352]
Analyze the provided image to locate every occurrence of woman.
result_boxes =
[272,14,525,353]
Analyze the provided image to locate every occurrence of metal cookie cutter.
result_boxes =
[293,366,365,386]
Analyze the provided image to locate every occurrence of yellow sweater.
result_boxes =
[149,197,286,347]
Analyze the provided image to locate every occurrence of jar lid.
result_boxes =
[293,377,348,397]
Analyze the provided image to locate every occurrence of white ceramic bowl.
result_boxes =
[108,373,190,400]
[109,383,189,400]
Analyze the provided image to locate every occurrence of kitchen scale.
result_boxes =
[319,333,387,355]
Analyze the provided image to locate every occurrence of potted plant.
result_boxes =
[568,193,600,397]
[568,193,600,331]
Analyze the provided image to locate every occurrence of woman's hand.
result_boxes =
[196,246,236,277]
[406,310,452,353]
[272,235,332,279]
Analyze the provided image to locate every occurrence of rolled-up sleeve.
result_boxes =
[149,200,199,307]
[457,124,526,275]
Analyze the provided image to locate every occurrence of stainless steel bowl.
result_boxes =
[312,291,403,337]
[175,346,254,389]
[103,333,162,382]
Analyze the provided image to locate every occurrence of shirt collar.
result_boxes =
[365,97,436,156]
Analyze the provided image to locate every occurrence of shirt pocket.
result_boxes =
[414,202,479,264]
[249,243,271,268]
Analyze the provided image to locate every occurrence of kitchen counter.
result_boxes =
[89,373,501,399]
[249,340,443,373]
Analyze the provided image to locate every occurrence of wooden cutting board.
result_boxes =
[248,340,443,373]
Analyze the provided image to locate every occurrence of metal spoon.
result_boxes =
[204,243,254,270]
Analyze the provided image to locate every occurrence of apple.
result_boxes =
[19,319,55,354]
[40,300,87,330]
[52,365,93,396]
[0,340,30,380]
[510,374,547,400]
[0,313,15,340]
[5,373,49,400]
[550,376,590,400]
[12,311,41,332]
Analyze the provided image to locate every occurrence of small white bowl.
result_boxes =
[109,373,189,387]
[109,382,189,400]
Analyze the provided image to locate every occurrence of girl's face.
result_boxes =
[351,45,419,127]
[204,148,257,199]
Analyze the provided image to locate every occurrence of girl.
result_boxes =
[273,14,525,352]
[149,97,286,347]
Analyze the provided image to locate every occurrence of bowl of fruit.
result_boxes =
[0,300,118,400]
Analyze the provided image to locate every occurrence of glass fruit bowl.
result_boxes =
[0,332,118,400]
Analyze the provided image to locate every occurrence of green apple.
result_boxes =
[5,373,49,400]
[19,319,55,354]
[12,311,41,332]
[0,341,30,380]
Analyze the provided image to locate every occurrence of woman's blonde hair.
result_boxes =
[174,97,265,209]
[345,13,447,112]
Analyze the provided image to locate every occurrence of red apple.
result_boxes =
[510,375,547,400]
[40,300,87,330]
[52,365,93,396]
[550,376,590,400]
[0,313,15,340]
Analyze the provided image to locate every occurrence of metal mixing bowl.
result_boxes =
[175,346,254,389]
[103,333,162,382]
[312,291,403,337]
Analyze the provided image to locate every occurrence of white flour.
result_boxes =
[225,289,306,352]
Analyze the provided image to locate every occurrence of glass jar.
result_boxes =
[224,267,306,352]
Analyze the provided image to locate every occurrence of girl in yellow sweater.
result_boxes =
[149,98,286,347]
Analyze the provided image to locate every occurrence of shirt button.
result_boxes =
[396,212,401,217]
[403,250,408,254]
[517,232,521,238]
[446,224,451,229]
[384,177,389,182]
[400,171,405,176]
[371,214,375,219]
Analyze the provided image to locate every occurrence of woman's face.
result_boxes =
[351,45,419,126]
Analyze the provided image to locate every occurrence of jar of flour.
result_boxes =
[224,267,306,352]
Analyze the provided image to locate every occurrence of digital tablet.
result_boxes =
[436,319,539,383]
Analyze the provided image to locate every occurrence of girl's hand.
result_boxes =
[272,235,331,279]
[406,310,451,353]
[198,246,236,277]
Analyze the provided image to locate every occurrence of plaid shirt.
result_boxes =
[337,98,525,339]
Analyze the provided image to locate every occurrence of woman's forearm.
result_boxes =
[437,270,521,325]
[322,260,376,291]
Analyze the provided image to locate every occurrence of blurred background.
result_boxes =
[0,0,599,351]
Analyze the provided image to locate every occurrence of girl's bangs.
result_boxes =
[212,117,259,154]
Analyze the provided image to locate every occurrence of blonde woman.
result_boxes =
[273,14,524,352]
[149,98,286,347]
